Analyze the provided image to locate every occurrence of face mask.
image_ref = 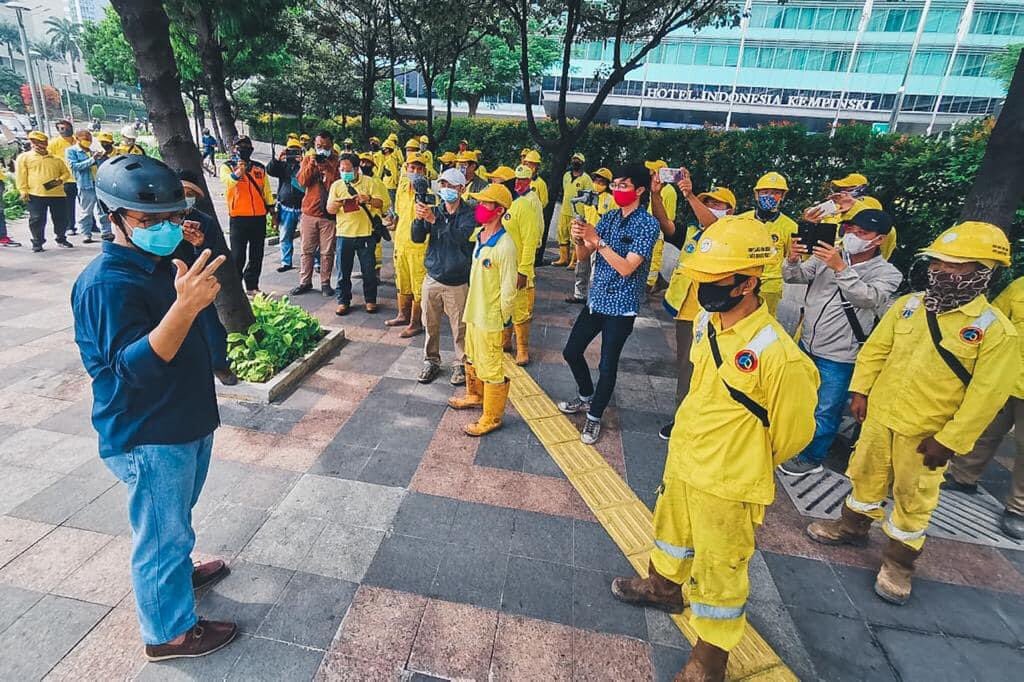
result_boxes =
[924,267,993,314]
[457,164,469,175]
[60,128,72,138]
[101,143,113,153]
[237,148,253,160]
[709,207,728,219]
[128,220,184,257]
[475,203,502,224]
[842,233,876,255]
[570,162,582,171]
[315,148,331,159]
[697,279,746,313]
[756,194,779,212]
[360,165,373,176]
[514,180,531,196]
[407,171,423,182]
[79,140,91,149]
[438,187,460,203]
[612,189,638,207]
[340,170,356,183]
[370,143,379,151]
[185,196,196,210]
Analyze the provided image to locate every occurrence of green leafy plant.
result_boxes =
[89,103,106,119]
[265,212,279,238]
[3,184,25,221]
[226,294,324,382]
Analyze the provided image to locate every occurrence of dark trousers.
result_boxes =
[64,183,77,233]
[562,306,636,419]
[27,195,69,246]
[229,215,266,291]
[335,236,378,305]
[198,306,229,371]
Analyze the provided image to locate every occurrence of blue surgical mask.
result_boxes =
[438,187,460,203]
[757,194,779,212]
[129,220,184,257]
[340,170,356,183]
[407,171,423,182]
[185,196,196,210]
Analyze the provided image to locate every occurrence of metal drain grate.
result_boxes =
[776,469,1024,551]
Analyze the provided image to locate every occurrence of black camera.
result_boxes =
[412,175,437,207]
[570,189,599,218]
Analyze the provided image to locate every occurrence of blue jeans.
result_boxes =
[797,350,855,464]
[102,434,214,645]
[278,205,301,266]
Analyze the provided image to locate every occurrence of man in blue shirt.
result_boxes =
[72,155,238,661]
[558,163,660,444]
[201,128,217,172]
[65,129,110,244]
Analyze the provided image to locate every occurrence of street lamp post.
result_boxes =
[30,51,49,133]
[3,2,44,133]
[889,0,933,133]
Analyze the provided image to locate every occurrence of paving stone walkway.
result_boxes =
[0,166,1022,681]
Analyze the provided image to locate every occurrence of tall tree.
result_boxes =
[105,0,255,333]
[501,0,732,260]
[0,21,20,74]
[44,16,81,75]
[30,40,61,87]
[960,48,1024,234]
[993,44,1022,90]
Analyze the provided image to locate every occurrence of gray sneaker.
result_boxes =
[581,418,602,445]
[558,396,592,414]
[417,363,441,384]
[777,457,824,477]
[450,364,466,386]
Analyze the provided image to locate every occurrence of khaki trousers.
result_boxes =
[299,214,336,287]
[948,397,1024,515]
[421,275,467,367]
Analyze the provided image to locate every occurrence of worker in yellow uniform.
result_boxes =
[358,152,391,279]
[554,152,592,267]
[456,151,488,195]
[943,275,1024,539]
[447,183,518,436]
[491,165,544,365]
[299,133,313,153]
[643,159,679,293]
[385,132,403,165]
[611,215,818,681]
[47,119,78,236]
[651,175,728,439]
[118,125,147,155]
[522,150,548,209]
[565,167,615,305]
[807,173,897,261]
[368,136,383,175]
[418,135,434,176]
[735,171,797,316]
[806,221,1017,605]
[17,130,72,251]
[379,139,401,203]
[438,151,457,173]
[385,152,431,338]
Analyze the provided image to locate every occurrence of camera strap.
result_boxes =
[705,322,770,428]
[925,311,972,385]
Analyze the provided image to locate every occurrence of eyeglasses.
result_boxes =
[120,211,187,228]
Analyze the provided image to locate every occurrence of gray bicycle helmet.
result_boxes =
[96,154,187,214]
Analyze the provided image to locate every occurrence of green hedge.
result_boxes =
[69,93,143,120]
[248,115,1022,279]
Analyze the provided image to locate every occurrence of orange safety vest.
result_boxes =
[225,161,269,217]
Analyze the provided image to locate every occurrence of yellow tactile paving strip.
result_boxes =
[503,356,797,682]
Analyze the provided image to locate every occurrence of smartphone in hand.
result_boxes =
[658,167,684,184]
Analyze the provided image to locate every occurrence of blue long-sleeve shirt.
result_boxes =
[65,144,98,189]
[72,242,220,457]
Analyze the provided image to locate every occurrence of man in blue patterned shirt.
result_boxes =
[558,163,660,444]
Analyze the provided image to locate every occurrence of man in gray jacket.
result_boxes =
[779,208,903,476]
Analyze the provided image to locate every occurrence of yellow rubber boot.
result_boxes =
[385,294,411,327]
[501,327,514,353]
[447,364,483,410]
[464,378,509,436]
[552,244,569,266]
[514,322,531,366]
[567,249,577,269]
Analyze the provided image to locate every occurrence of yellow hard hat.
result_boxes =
[381,140,396,150]
[697,186,737,209]
[369,136,381,144]
[832,173,868,188]
[524,150,542,164]
[333,143,342,154]
[754,172,789,192]
[514,165,533,180]
[486,165,516,182]
[644,159,667,172]
[593,167,613,182]
[439,151,457,163]
[682,215,776,283]
[920,221,1011,268]
[27,130,48,142]
[520,147,532,158]
[286,138,303,149]
[404,138,420,150]
[570,152,585,163]
[419,135,429,144]
[469,182,513,209]
[455,151,477,164]
[286,132,299,140]
[405,152,428,166]
[299,134,311,142]
[96,132,114,144]
[358,152,374,163]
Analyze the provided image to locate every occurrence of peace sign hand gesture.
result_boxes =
[171,249,226,316]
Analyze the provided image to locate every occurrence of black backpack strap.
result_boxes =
[925,311,971,385]
[706,322,771,428]
[837,290,877,345]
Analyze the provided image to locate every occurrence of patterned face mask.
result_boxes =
[923,267,993,313]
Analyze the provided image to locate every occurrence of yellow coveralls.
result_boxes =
[846,293,1018,550]
[654,304,818,651]
[662,226,703,321]
[647,184,678,287]
[735,210,796,316]
[532,176,549,209]
[463,226,519,383]
[393,177,428,301]
[557,171,592,245]
[502,189,544,323]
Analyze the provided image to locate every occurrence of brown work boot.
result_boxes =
[144,619,238,662]
[385,294,411,327]
[611,560,684,613]
[501,327,514,353]
[805,504,873,547]
[192,559,230,591]
[675,639,728,682]
[400,300,424,338]
[874,538,921,605]
[334,303,350,316]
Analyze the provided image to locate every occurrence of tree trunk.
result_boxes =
[207,93,225,152]
[6,44,14,72]
[466,93,480,118]
[533,145,573,266]
[109,0,255,334]
[194,2,239,147]
[960,49,1024,233]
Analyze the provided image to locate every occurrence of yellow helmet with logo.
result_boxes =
[514,165,533,180]
[404,138,420,150]
[524,150,542,164]
[644,159,667,172]
[439,151,457,163]
[832,173,868,188]
[682,215,776,283]
[920,221,1011,268]
[754,171,789,192]
[697,186,737,209]
[592,167,613,182]
[486,165,516,182]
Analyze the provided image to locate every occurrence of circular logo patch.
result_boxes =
[734,349,758,373]
[699,239,713,253]
[482,258,493,269]
[684,243,696,254]
[959,326,984,344]
[771,234,779,243]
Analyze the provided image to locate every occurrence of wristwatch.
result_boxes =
[597,239,608,250]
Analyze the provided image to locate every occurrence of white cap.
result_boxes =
[439,168,467,187]
[121,125,136,139]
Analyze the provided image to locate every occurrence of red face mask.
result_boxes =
[475,203,502,224]
[514,179,531,195]
[612,188,638,207]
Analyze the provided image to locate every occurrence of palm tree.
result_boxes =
[30,40,61,86]
[0,22,21,73]
[44,17,81,75]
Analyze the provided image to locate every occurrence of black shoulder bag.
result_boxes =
[348,182,391,242]
[925,311,971,385]
[705,322,771,427]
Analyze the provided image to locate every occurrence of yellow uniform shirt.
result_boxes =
[463,226,519,332]
[667,304,819,505]
[15,150,70,197]
[47,136,76,182]
[393,177,424,249]
[117,143,146,156]
[533,176,549,209]
[993,278,1024,399]
[660,185,677,222]
[327,174,387,238]
[663,225,704,321]
[560,171,592,216]
[378,153,400,190]
[736,210,796,296]
[501,189,544,284]
[850,293,1018,454]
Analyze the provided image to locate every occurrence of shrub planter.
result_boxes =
[217,325,345,403]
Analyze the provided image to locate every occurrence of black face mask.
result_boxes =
[697,278,747,313]
[237,147,253,160]
[369,143,379,151]
[570,162,582,171]
[360,164,374,176]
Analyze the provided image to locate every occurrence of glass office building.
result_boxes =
[544,1,1020,132]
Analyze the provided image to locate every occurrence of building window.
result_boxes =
[911,51,951,77]
[971,10,1024,36]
